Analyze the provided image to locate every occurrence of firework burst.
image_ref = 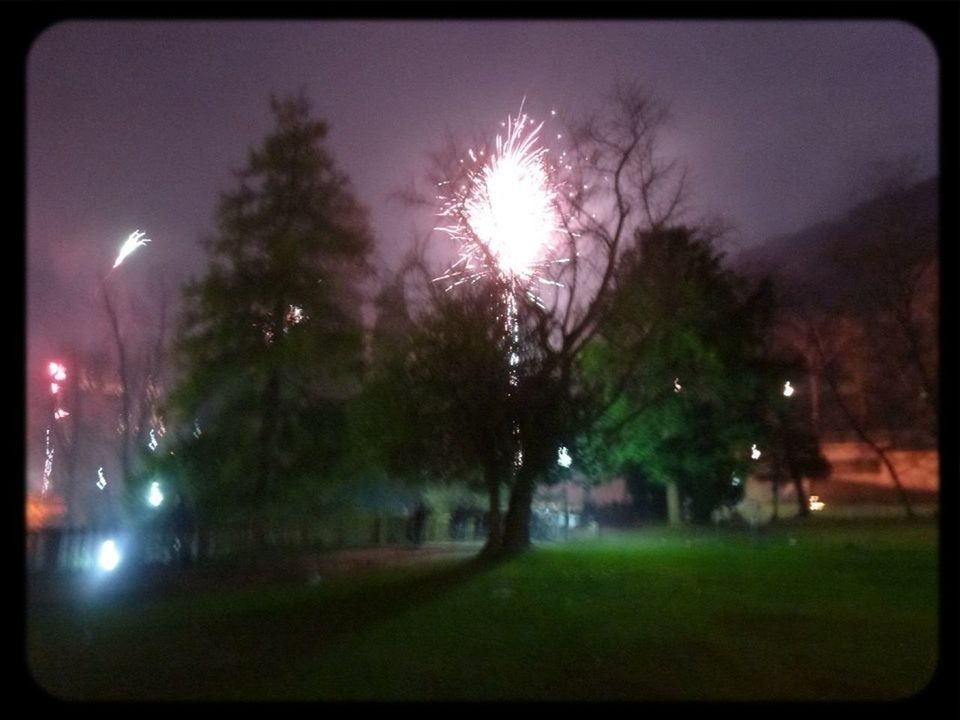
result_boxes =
[435,104,567,299]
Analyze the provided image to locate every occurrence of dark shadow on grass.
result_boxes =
[29,551,506,700]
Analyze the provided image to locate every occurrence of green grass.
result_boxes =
[27,518,938,701]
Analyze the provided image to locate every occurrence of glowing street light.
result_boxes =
[147,481,164,508]
[98,539,121,572]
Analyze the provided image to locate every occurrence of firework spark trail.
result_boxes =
[42,429,54,496]
[112,230,151,269]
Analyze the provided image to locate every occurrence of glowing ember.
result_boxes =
[783,381,795,397]
[673,378,682,393]
[808,495,825,512]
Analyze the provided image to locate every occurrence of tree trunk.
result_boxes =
[792,474,810,517]
[482,465,504,555]
[502,476,534,553]
[666,480,682,526]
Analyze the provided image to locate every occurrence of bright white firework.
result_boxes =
[54,408,70,420]
[751,444,762,460]
[147,428,158,451]
[437,106,561,286]
[783,381,795,397]
[112,230,151,269]
[96,466,107,490]
[557,445,572,469]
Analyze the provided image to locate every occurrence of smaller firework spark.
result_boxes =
[284,304,307,333]
[54,408,70,420]
[673,378,682,393]
[808,495,825,512]
[783,381,795,397]
[557,445,572,469]
[147,428,158,451]
[193,419,202,439]
[112,230,151,269]
[96,467,107,490]
[42,429,54,495]
[751,444,761,460]
[50,383,60,395]
[48,362,66,381]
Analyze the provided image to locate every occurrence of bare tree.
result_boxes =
[405,83,687,553]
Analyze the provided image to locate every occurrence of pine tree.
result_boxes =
[170,93,373,536]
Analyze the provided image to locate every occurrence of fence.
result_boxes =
[25,512,470,574]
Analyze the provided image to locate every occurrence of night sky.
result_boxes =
[25,20,937,481]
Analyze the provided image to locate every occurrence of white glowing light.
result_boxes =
[147,428,158,451]
[557,445,572,468]
[48,362,67,381]
[751,444,761,460]
[808,495,825,512]
[112,230,151,269]
[673,378,682,393]
[54,408,70,420]
[147,481,164,508]
[98,539,121,571]
[96,467,107,490]
[783,381,795,397]
[50,383,60,395]
[193,419,202,439]
[732,475,742,487]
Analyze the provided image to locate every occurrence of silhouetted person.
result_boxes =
[170,493,195,568]
[410,501,428,546]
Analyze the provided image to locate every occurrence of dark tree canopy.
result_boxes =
[169,93,373,525]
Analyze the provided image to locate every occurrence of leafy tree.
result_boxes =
[579,226,775,524]
[378,277,516,550]
[169,93,373,539]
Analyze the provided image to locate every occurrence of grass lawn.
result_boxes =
[26,518,939,701]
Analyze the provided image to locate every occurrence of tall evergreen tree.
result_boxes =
[170,93,373,535]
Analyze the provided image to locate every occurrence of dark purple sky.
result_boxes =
[26,20,937,456]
